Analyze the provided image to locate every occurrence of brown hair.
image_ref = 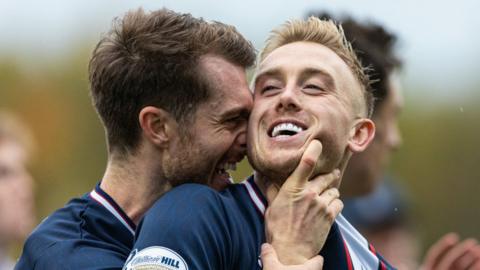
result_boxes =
[308,12,402,114]
[259,17,373,117]
[89,8,255,156]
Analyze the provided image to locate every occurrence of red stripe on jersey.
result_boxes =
[342,238,354,270]
[369,243,388,270]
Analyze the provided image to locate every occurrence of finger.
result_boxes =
[328,199,344,219]
[422,233,460,270]
[307,169,341,194]
[303,255,324,270]
[314,187,340,216]
[455,247,480,269]
[316,197,343,223]
[260,243,280,268]
[282,140,322,190]
[318,187,340,204]
[469,259,480,270]
[469,246,480,269]
[438,239,477,270]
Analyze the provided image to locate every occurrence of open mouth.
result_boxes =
[268,122,306,138]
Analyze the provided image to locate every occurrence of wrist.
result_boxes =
[270,242,312,265]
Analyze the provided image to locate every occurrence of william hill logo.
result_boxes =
[124,246,188,270]
[131,255,181,268]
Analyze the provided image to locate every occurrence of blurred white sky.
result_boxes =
[1,0,479,101]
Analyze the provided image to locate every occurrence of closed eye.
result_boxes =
[262,85,279,93]
[304,84,323,90]
[223,110,250,128]
[303,83,327,95]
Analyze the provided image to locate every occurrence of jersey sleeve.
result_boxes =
[124,184,234,270]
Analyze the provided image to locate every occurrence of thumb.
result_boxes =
[282,140,323,190]
[260,243,280,268]
[303,255,324,270]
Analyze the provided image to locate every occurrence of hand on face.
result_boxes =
[264,140,343,265]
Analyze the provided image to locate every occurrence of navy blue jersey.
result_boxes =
[16,184,136,270]
[126,176,395,270]
[125,177,266,270]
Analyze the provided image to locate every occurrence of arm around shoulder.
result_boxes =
[127,184,233,270]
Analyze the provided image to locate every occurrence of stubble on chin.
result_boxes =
[252,155,300,185]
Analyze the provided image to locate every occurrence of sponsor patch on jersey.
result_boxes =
[123,246,188,270]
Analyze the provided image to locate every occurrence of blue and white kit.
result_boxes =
[125,175,395,270]
[16,184,135,270]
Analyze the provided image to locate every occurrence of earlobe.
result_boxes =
[348,118,375,153]
[139,106,173,147]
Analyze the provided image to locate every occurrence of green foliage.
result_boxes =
[1,48,479,257]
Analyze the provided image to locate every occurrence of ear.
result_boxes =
[138,106,176,148]
[347,118,375,153]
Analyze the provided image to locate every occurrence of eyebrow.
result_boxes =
[299,68,336,90]
[253,68,283,87]
[254,67,336,90]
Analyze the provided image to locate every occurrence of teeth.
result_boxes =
[226,163,237,171]
[272,122,304,137]
[217,163,237,172]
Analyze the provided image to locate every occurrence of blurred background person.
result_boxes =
[308,11,480,270]
[0,111,36,270]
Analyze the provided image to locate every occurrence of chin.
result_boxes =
[251,151,301,184]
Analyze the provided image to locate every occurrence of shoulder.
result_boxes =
[17,240,126,270]
[139,184,234,240]
[18,197,88,261]
[132,184,242,270]
[16,195,112,269]
[146,183,232,221]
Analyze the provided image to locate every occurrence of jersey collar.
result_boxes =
[90,183,136,236]
[241,174,268,217]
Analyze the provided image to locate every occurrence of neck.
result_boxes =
[100,154,170,225]
[253,171,283,204]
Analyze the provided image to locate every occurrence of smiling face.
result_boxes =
[163,55,253,190]
[248,41,370,183]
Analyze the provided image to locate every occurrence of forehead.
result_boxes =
[257,42,355,83]
[198,55,253,111]
[0,141,26,164]
[256,41,365,113]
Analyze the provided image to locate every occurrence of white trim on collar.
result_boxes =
[242,179,266,215]
[90,190,135,236]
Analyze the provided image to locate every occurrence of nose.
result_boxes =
[276,86,301,112]
[237,131,247,151]
[231,122,248,159]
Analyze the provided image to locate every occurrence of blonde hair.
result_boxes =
[259,17,373,117]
